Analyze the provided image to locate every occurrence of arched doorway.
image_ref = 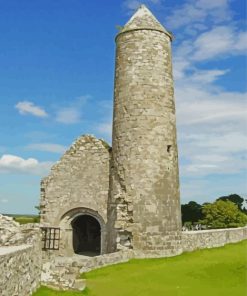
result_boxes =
[72,214,101,256]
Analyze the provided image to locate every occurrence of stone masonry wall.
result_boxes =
[0,244,42,296]
[0,215,42,296]
[40,135,111,256]
[41,251,131,290]
[0,214,24,246]
[41,135,111,226]
[109,20,181,253]
[182,226,247,252]
[0,215,41,247]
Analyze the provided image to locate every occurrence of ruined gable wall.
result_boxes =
[40,135,111,226]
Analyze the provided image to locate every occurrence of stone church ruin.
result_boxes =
[40,4,182,258]
[1,5,246,295]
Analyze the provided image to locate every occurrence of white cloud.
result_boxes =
[234,31,247,51]
[55,108,81,124]
[15,101,48,117]
[176,92,246,126]
[165,0,231,31]
[177,123,247,177]
[54,95,90,124]
[173,58,191,80]
[173,39,247,179]
[180,153,247,176]
[184,132,247,154]
[172,29,247,75]
[168,5,205,29]
[123,0,161,12]
[188,69,229,84]
[185,164,219,173]
[196,0,228,10]
[176,79,247,177]
[192,26,247,61]
[97,122,112,139]
[123,0,141,11]
[193,154,229,162]
[170,5,247,182]
[0,198,8,203]
[26,143,67,154]
[180,175,246,204]
[0,154,53,175]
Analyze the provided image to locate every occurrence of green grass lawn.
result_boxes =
[32,287,89,296]
[34,240,247,296]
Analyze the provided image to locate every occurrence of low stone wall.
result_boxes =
[79,251,131,273]
[182,226,247,252]
[41,251,131,290]
[0,244,42,296]
[0,215,42,296]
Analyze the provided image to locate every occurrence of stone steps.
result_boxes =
[41,251,131,290]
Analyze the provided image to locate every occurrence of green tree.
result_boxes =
[181,201,203,224]
[199,200,247,229]
[217,194,244,210]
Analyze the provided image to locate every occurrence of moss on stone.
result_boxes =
[99,139,112,151]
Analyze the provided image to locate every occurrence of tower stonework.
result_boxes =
[108,5,182,255]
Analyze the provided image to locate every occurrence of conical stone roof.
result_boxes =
[118,5,172,39]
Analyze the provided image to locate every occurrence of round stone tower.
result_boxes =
[108,5,182,256]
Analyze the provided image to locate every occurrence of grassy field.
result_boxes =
[33,240,247,296]
[5,214,40,224]
[14,216,40,224]
[33,287,89,296]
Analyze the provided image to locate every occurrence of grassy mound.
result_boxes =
[34,240,247,296]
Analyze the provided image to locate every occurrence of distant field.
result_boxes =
[14,216,40,224]
[5,214,40,224]
[33,240,247,296]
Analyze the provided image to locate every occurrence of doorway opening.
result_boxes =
[72,215,101,256]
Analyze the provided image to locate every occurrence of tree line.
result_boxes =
[181,194,247,229]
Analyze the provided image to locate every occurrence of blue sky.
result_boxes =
[0,0,246,214]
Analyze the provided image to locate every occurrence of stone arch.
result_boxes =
[60,207,107,255]
[72,215,101,255]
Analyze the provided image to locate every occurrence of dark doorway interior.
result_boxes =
[72,215,101,256]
